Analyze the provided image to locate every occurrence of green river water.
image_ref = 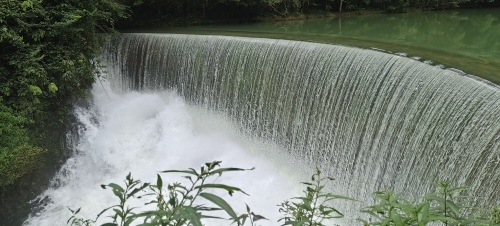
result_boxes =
[147,8,500,84]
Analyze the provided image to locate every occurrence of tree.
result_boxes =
[0,0,128,188]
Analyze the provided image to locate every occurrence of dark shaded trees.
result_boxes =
[115,0,499,28]
[0,0,127,188]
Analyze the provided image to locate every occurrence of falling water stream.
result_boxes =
[23,79,306,225]
[25,34,500,225]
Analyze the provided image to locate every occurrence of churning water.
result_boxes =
[23,79,306,225]
[25,34,500,225]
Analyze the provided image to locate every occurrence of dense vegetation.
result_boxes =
[0,0,128,223]
[68,161,500,225]
[0,0,127,187]
[118,0,500,27]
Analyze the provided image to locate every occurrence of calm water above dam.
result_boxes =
[160,8,500,84]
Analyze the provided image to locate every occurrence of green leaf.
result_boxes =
[390,209,402,225]
[426,215,458,222]
[124,214,138,226]
[199,192,239,221]
[160,169,198,176]
[96,205,119,220]
[21,1,33,11]
[322,193,357,201]
[417,202,430,222]
[195,184,248,196]
[29,85,42,95]
[111,189,124,203]
[197,206,223,211]
[48,82,58,93]
[113,208,124,219]
[448,186,470,194]
[252,213,268,221]
[66,216,74,224]
[361,210,382,220]
[156,174,162,190]
[210,167,249,176]
[105,183,125,193]
[446,200,460,216]
[381,217,392,225]
[180,206,203,226]
[127,183,149,199]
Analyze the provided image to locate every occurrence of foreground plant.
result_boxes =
[278,169,356,226]
[68,162,500,226]
[359,181,490,226]
[68,161,260,226]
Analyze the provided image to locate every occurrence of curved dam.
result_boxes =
[26,33,500,225]
[104,33,499,193]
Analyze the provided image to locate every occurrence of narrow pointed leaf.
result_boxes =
[446,200,460,216]
[199,192,239,221]
[448,186,470,193]
[180,206,203,226]
[252,214,268,222]
[106,183,125,193]
[210,167,249,175]
[127,183,150,199]
[322,193,357,201]
[195,184,248,195]
[156,174,162,190]
[160,169,197,176]
[96,205,119,220]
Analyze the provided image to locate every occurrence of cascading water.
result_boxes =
[23,79,306,226]
[26,33,500,225]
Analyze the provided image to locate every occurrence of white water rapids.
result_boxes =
[23,79,310,226]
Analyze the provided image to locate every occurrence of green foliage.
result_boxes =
[48,82,58,93]
[116,0,500,28]
[68,161,500,226]
[0,144,47,187]
[0,103,47,187]
[0,0,128,189]
[489,206,500,225]
[0,104,28,150]
[68,161,258,226]
[278,169,356,225]
[0,0,127,116]
[359,181,491,225]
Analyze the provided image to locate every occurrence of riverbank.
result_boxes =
[116,0,500,29]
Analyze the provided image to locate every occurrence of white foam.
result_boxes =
[24,80,307,226]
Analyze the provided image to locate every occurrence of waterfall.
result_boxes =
[103,33,500,195]
[26,33,500,225]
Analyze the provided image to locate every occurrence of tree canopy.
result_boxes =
[117,0,500,27]
[0,0,127,188]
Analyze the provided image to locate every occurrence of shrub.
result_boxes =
[68,161,500,226]
[0,104,47,187]
[68,161,262,226]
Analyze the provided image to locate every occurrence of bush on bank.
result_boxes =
[0,0,127,189]
[0,104,47,187]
